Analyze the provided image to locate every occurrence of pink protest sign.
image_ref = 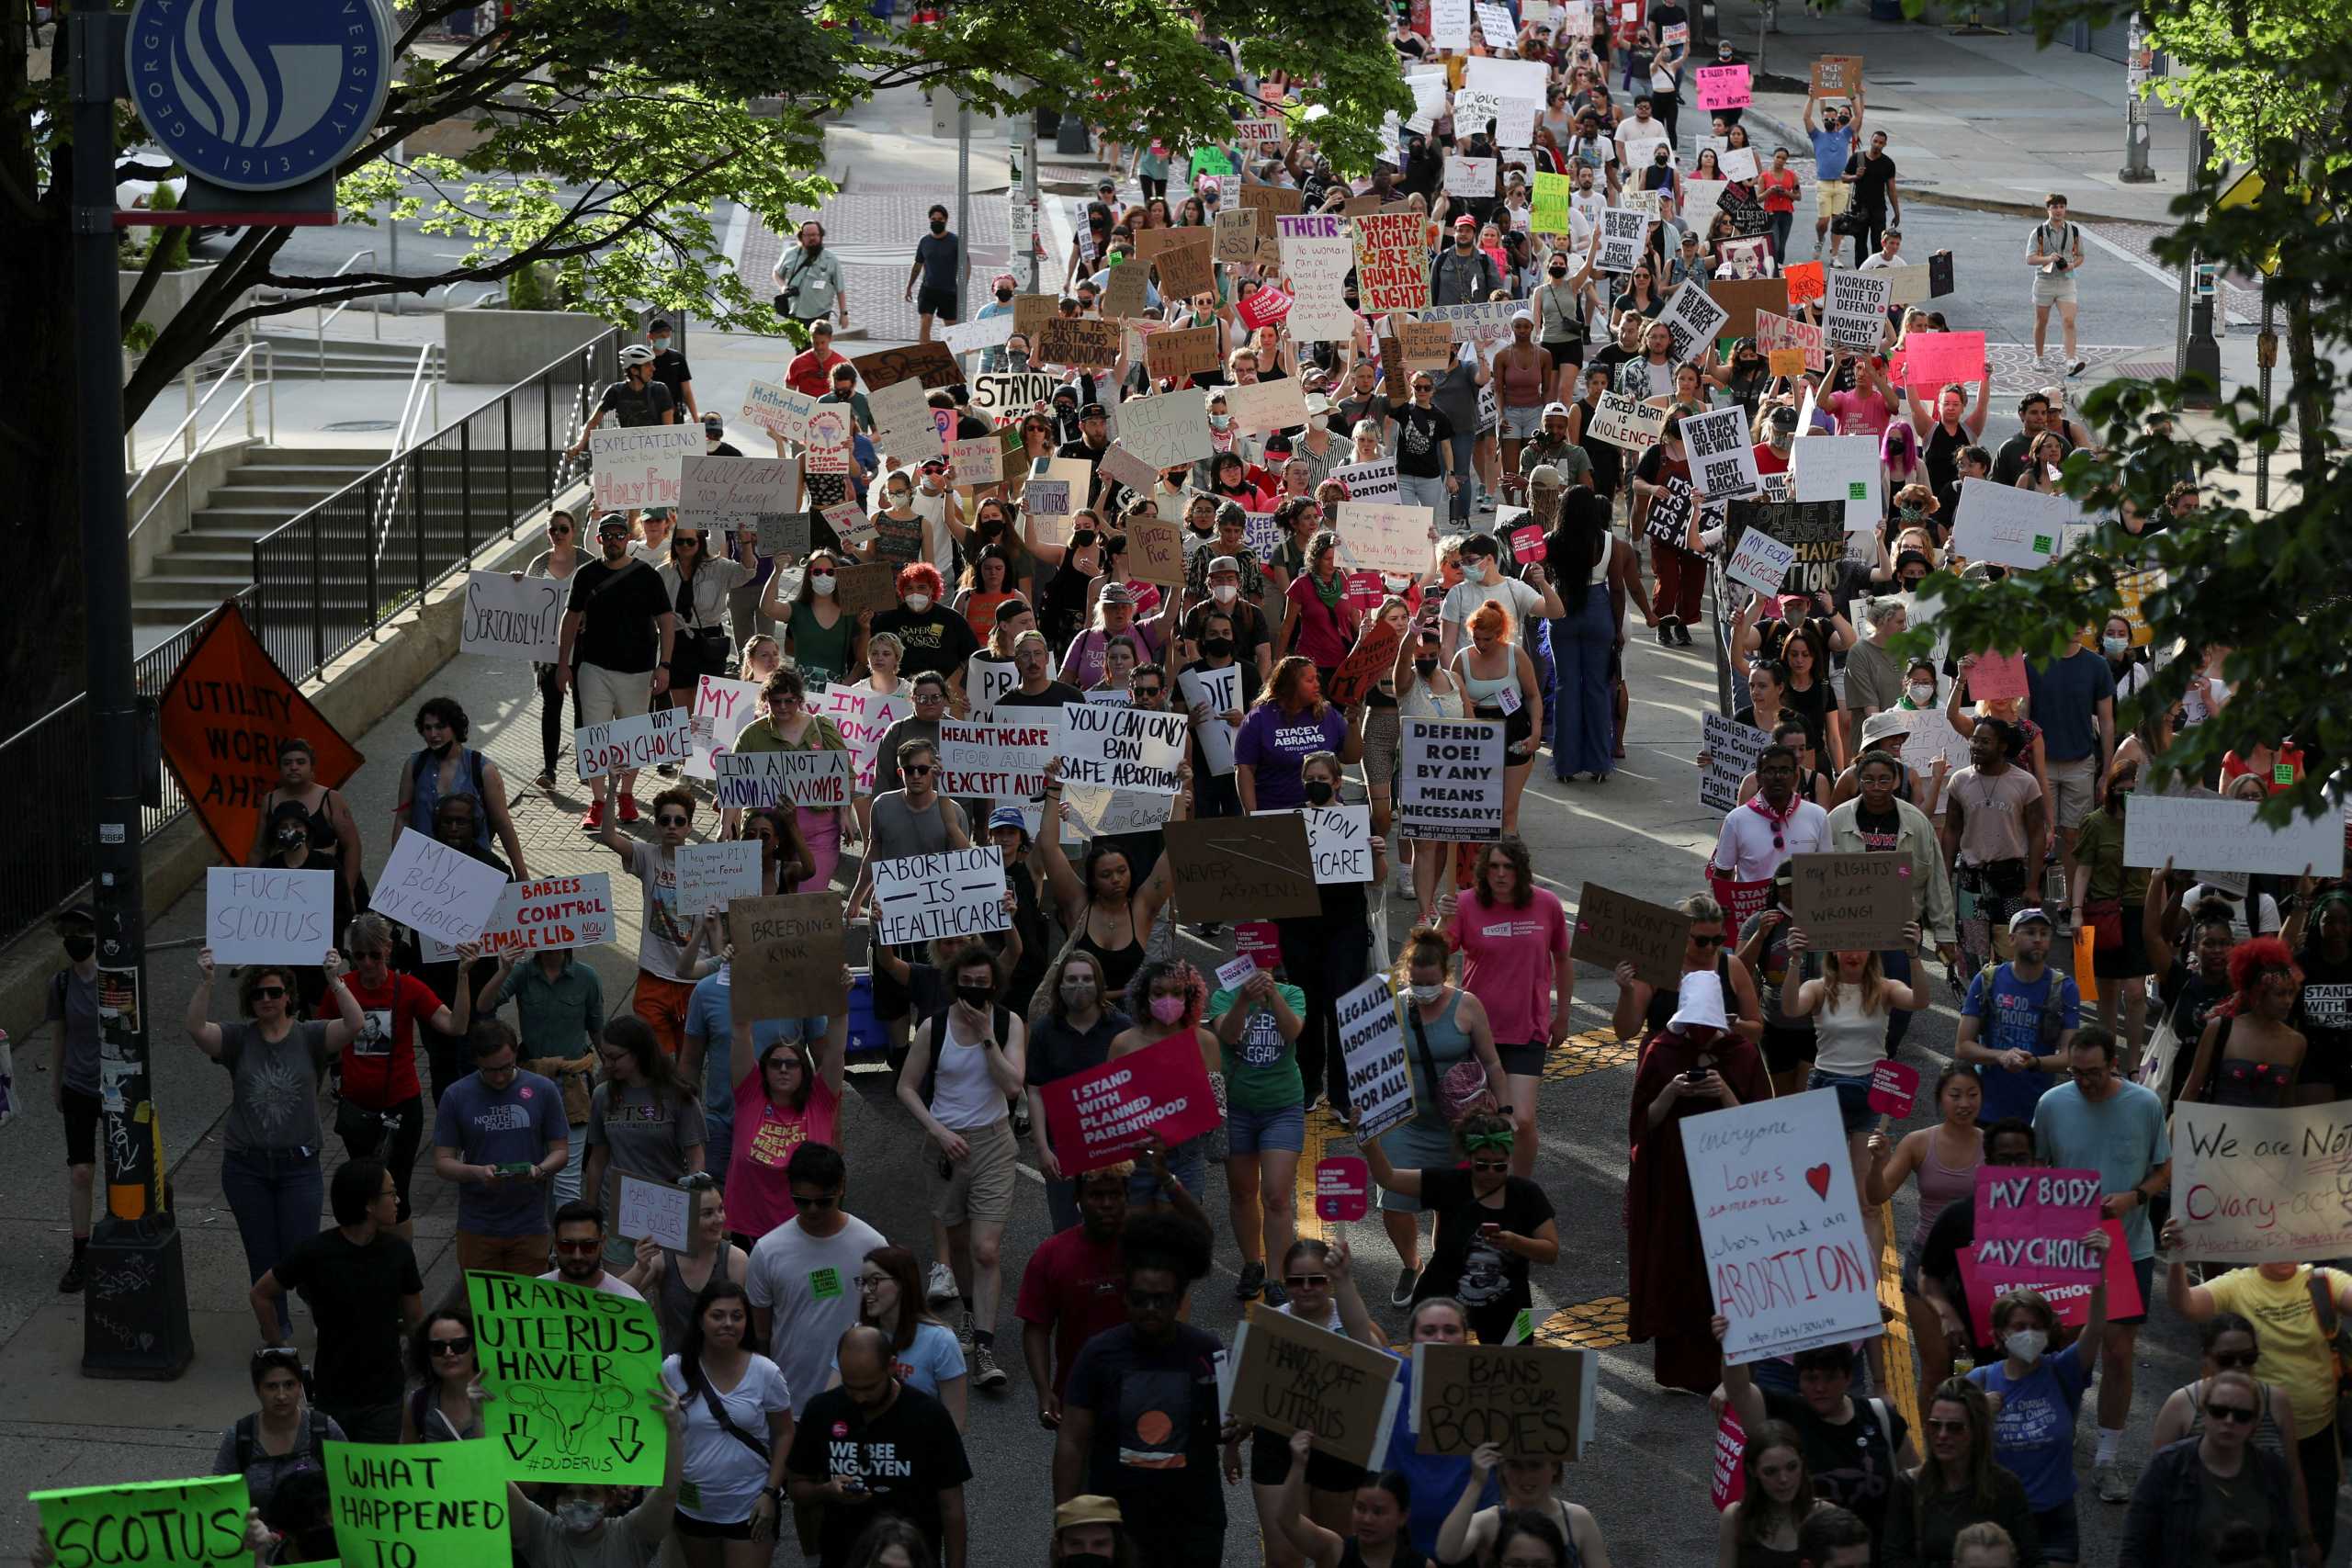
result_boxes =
[1344,570,1386,609]
[1866,1060,1917,1119]
[1238,286,1295,330]
[1696,64,1752,109]
[1967,650,2029,702]
[1711,1407,1747,1509]
[1041,1032,1224,1175]
[1709,874,1773,944]
[1900,330,1988,389]
[1315,1156,1371,1222]
[1960,1218,2136,1343]
[1973,1167,2106,1285]
[1236,921,1283,969]
[1510,525,1547,562]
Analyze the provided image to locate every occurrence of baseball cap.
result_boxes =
[703,412,725,432]
[2008,908,2055,933]
[1208,555,1242,574]
[1080,401,1109,419]
[596,513,631,535]
[1541,401,1571,419]
[1056,1497,1124,1531]
[1453,214,1478,229]
[1100,583,1136,604]
[988,806,1030,834]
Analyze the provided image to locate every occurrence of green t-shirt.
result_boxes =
[1211,982,1307,1110]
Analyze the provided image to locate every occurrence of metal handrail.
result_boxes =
[311,247,381,375]
[369,342,447,556]
[127,339,277,541]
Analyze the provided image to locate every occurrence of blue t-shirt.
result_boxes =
[831,1318,967,1399]
[1962,964,2081,1125]
[1388,1359,1500,1555]
[1968,1340,2091,1509]
[2025,649,2117,765]
[2032,1078,2170,1259]
[1810,126,1854,182]
[430,1068,570,1236]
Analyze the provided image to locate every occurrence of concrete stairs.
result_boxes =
[132,446,386,630]
[254,329,432,381]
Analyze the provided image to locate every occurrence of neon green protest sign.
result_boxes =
[466,1269,668,1484]
[29,1475,251,1567]
[325,1439,506,1568]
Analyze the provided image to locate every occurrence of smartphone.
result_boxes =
[496,1162,536,1178]
[1684,1068,1704,1084]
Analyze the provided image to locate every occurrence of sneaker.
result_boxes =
[1236,1261,1266,1301]
[971,1343,1009,1390]
[579,800,605,831]
[2094,1461,2129,1503]
[616,793,641,824]
[1657,621,1675,647]
[1261,1280,1290,1310]
[1390,1266,1419,1307]
[533,770,557,792]
[57,1254,85,1293]
[1674,622,1694,647]
[2069,359,2087,378]
[925,1261,958,1303]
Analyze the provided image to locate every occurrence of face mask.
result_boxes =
[956,983,995,1010]
[1149,995,1187,1024]
[1201,636,1234,657]
[556,1500,605,1534]
[2002,1328,2047,1362]
[1211,583,1238,605]
[811,573,838,595]
[1415,656,1439,677]
[1909,682,1937,705]
[930,220,947,233]
[1305,780,1336,806]
[1209,413,1232,431]
[995,287,1014,302]
[1896,502,1925,520]
[1344,294,1361,310]
[428,737,457,758]
[63,935,96,962]
[1408,981,1444,1002]
[904,592,933,614]
[2103,635,2131,656]
[650,336,670,352]
[1549,266,1567,278]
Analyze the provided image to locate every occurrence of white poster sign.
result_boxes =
[940,717,1057,799]
[870,846,1010,946]
[589,424,704,513]
[1178,664,1245,775]
[1701,711,1770,814]
[1596,208,1649,274]
[1444,157,1499,199]
[1951,478,2074,570]
[616,1173,694,1250]
[2123,794,2346,878]
[369,828,508,946]
[821,684,915,792]
[1399,716,1505,841]
[1115,391,1216,470]
[1057,703,1191,794]
[1792,435,1883,532]
[459,571,567,662]
[712,749,854,809]
[967,657,1019,718]
[1058,784,1178,842]
[574,707,692,781]
[1329,458,1401,505]
[1430,0,1473,48]
[1679,405,1759,500]
[206,867,335,965]
[1823,269,1894,353]
[1724,529,1798,598]
[421,873,618,962]
[1226,378,1309,436]
[1334,502,1437,578]
[686,675,764,780]
[741,380,819,444]
[1463,55,1550,101]
[1339,975,1417,1138]
[674,841,763,919]
[677,456,801,528]
[1659,279,1731,366]
[1276,216,1358,341]
[1588,389,1667,451]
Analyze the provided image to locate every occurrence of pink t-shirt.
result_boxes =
[727,1070,842,1237]
[1452,888,1570,1045]
[1823,388,1895,440]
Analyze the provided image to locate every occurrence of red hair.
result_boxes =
[895,561,944,599]
[2222,935,2301,1014]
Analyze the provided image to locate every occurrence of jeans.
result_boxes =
[1551,584,1617,778]
[547,1123,587,1231]
[1398,471,1449,516]
[537,661,580,778]
[220,1147,323,1336]
[1045,1177,1079,1234]
[1279,913,1374,1110]
[1768,209,1795,263]
[1853,204,1888,268]
[1447,431,1479,521]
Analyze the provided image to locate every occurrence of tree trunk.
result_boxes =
[2,210,91,743]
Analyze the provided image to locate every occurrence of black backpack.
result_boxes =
[917,1002,1015,1110]
[232,1410,329,1474]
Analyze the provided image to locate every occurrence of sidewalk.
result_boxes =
[1717,0,2189,223]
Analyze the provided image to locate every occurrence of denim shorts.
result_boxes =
[1807,1067,1874,1134]
[1127,1136,1209,1207]
[1226,1100,1306,1156]
[2036,1497,2080,1563]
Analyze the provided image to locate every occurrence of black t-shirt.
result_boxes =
[786,1384,972,1568]
[1853,152,1898,209]
[1389,403,1454,479]
[872,604,982,681]
[1064,1325,1228,1533]
[650,349,693,412]
[272,1229,423,1408]
[1181,607,1272,675]
[996,680,1086,712]
[2296,943,2352,1084]
[1852,803,1903,853]
[596,377,675,428]
[1923,421,1968,498]
[1410,1168,1555,1321]
[1025,1010,1131,1089]
[1919,1198,1987,1355]
[1762,1388,1909,1548]
[566,558,673,673]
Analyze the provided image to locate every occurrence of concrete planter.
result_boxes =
[447,307,610,384]
[118,264,236,333]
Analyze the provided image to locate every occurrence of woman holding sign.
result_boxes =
[1434,1444,1612,1568]
[1451,603,1545,835]
[1037,757,1191,1000]
[1103,960,1224,1210]
[1247,1241,1387,1561]
[2175,937,2307,1111]
[731,669,852,893]
[763,547,863,689]
[1778,928,1920,1282]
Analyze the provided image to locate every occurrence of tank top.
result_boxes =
[267,786,345,859]
[1461,661,1517,705]
[927,1009,1008,1130]
[1500,349,1549,406]
[408,749,492,852]
[1537,282,1581,344]
[655,1247,739,1355]
[1812,987,1885,1077]
[1073,901,1146,997]
[1911,1134,1982,1251]
[2177,1377,2290,1460]
[1736,1540,1802,1568]
[1404,989,1474,1131]
[870,791,953,857]
[1340,1540,1428,1568]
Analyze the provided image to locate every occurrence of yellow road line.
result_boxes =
[1878,1198,1922,1440]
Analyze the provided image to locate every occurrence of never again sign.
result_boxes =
[466,1271,667,1483]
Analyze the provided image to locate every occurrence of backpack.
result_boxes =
[410,747,488,800]
[1977,962,2072,1052]
[232,1411,329,1474]
[918,1002,1015,1111]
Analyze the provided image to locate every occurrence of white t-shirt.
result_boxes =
[661,1352,792,1523]
[628,841,695,982]
[537,1269,647,1302]
[2181,886,2282,941]
[745,1214,889,1417]
[1858,250,1903,272]
[1713,799,1834,881]
[1441,575,1544,643]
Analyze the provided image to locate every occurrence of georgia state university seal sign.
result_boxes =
[124,0,396,192]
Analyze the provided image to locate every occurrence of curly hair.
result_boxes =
[1124,957,1207,1032]
[895,561,945,600]
[2221,935,2301,1016]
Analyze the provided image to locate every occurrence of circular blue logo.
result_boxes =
[124,0,395,193]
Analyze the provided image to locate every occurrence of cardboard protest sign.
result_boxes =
[728,892,848,1017]
[157,600,366,862]
[1685,1089,1884,1363]
[31,1476,252,1568]
[1164,815,1321,922]
[1867,1059,1918,1119]
[853,341,962,392]
[939,717,1056,798]
[1058,702,1190,793]
[870,846,1009,947]
[1228,1303,1403,1468]
[1792,434,1882,532]
[1326,617,1405,708]
[1058,784,1177,843]
[1811,54,1864,96]
[1398,321,1457,374]
[1151,232,1217,302]
[460,570,567,661]
[465,1270,667,1483]
[832,562,902,616]
[1959,1216,2140,1343]
[1824,269,1894,352]
[1587,389,1667,451]
[1340,974,1417,1137]
[370,828,507,946]
[589,423,702,513]
[1788,852,1913,951]
[1041,1030,1224,1174]
[1214,207,1261,265]
[753,512,812,557]
[573,706,692,781]
[1414,1343,1599,1459]
[1706,277,1789,340]
[1146,325,1223,380]
[418,874,616,963]
[1316,1156,1372,1221]
[1572,883,1690,991]
[713,749,853,810]
[1700,711,1770,814]
[617,1173,693,1250]
[1252,805,1374,884]
[1335,502,1436,578]
[1353,211,1430,312]
[325,1441,507,1568]
[1973,1166,2106,1285]
[1036,317,1121,369]
[1951,478,2074,570]
[1399,716,1505,841]
[206,866,334,965]
[673,840,762,919]
[1098,258,1151,321]
[2122,794,2345,878]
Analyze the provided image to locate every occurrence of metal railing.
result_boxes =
[245,330,619,682]
[278,248,382,376]
[367,342,447,574]
[127,338,277,543]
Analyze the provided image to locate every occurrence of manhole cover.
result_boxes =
[322,420,398,432]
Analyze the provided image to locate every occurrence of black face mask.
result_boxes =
[1304,780,1336,806]
[427,737,457,758]
[931,220,947,233]
[1414,656,1440,676]
[1548,267,1567,278]
[956,984,995,1010]
[995,287,1013,301]
[1201,636,1233,658]
[1343,294,1360,310]
[979,524,1004,541]
[63,936,96,962]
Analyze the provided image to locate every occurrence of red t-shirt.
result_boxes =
[786,347,846,399]
[1450,887,1570,1046]
[1757,167,1800,214]
[1752,443,1790,477]
[1013,1224,1127,1400]
[322,971,442,1107]
[2222,749,2304,796]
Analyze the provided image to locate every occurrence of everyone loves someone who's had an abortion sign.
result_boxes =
[2173,1100,2352,1260]
[1683,1089,1884,1363]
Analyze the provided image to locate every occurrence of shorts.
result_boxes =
[1128,1135,1209,1208]
[916,284,960,322]
[1474,700,1534,755]
[1501,404,1545,440]
[2035,1497,2081,1563]
[1496,1042,1544,1077]
[1816,182,1852,219]
[1759,1023,1817,1076]
[1375,1119,1458,1213]
[1250,1424,1370,1490]
[2090,908,2151,981]
[1227,1100,1306,1156]
[62,1086,100,1167]
[632,972,697,1056]
[456,1230,550,1275]
[673,1509,753,1540]
[2032,270,2080,306]
[930,1116,1018,1226]
[576,660,651,727]
[1361,705,1402,795]
[2047,756,2098,830]
[1806,1067,1875,1134]
[2111,1255,2154,1326]
[1544,341,1584,371]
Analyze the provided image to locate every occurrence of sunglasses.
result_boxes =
[1690,935,1726,949]
[2203,1403,2258,1424]
[1468,1158,1510,1172]
[1925,1416,1970,1434]
[791,1191,840,1211]
[430,1336,475,1357]
[553,1238,602,1253]
[904,763,935,775]
[2211,1349,2259,1370]
[548,525,573,536]
[656,813,691,827]
[251,985,288,999]
[1284,1274,1329,1289]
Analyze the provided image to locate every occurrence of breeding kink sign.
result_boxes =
[466,1271,667,1483]
[869,847,1010,946]
[728,891,848,1017]
[1412,1343,1599,1459]
[1399,716,1505,840]
[1040,1031,1224,1174]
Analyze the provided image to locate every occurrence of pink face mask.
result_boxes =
[1149,995,1187,1025]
